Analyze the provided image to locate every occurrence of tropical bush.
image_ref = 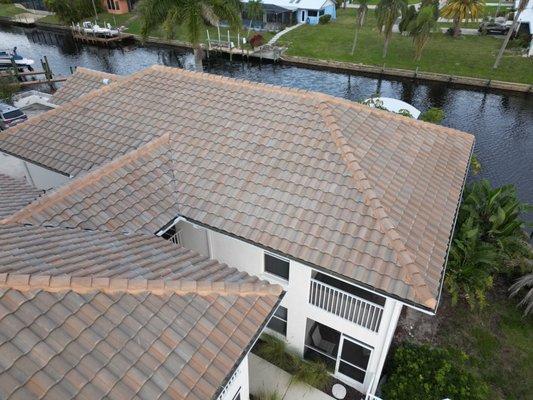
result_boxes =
[446,180,532,308]
[255,334,331,390]
[319,14,331,24]
[43,0,102,24]
[398,5,416,33]
[382,343,489,400]
[510,272,533,316]
[419,107,444,124]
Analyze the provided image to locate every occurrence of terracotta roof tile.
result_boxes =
[0,174,43,219]
[51,68,121,106]
[0,65,474,308]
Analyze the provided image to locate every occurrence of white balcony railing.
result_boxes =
[309,279,384,332]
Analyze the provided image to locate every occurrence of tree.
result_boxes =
[419,107,444,123]
[43,0,101,24]
[399,5,417,33]
[351,0,370,55]
[440,0,485,38]
[493,0,528,69]
[376,0,407,58]
[409,5,436,61]
[246,0,263,32]
[138,0,242,71]
[510,272,533,316]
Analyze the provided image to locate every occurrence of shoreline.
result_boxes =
[2,18,531,94]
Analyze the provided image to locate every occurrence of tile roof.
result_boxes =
[0,271,280,400]
[50,67,121,106]
[0,174,43,219]
[0,65,474,309]
[4,134,177,234]
[0,223,257,283]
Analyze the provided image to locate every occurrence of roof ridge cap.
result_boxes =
[73,67,120,80]
[1,133,172,226]
[317,101,436,309]
[0,273,283,297]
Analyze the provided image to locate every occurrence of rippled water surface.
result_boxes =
[1,25,532,218]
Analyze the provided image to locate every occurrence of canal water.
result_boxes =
[1,24,532,218]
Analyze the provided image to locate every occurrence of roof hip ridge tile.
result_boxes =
[316,101,437,309]
[0,272,283,297]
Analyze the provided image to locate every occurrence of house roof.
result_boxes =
[0,271,280,400]
[0,65,474,310]
[0,168,282,400]
[241,0,333,11]
[0,174,43,219]
[51,67,121,106]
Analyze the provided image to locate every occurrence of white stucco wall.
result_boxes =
[195,223,404,394]
[0,151,69,190]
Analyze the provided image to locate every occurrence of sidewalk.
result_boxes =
[249,354,337,400]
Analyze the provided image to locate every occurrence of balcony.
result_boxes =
[309,278,384,332]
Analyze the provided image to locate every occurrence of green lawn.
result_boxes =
[0,3,25,18]
[435,286,533,399]
[278,9,533,84]
[38,11,134,26]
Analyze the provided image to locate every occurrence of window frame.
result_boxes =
[267,305,288,336]
[263,252,290,281]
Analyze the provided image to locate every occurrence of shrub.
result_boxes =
[255,334,299,372]
[249,33,264,49]
[419,107,444,124]
[319,14,331,24]
[293,359,331,390]
[446,180,531,308]
[255,391,282,400]
[0,76,20,103]
[43,0,102,24]
[382,343,488,400]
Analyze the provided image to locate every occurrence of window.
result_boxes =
[106,0,119,10]
[338,337,372,383]
[267,306,288,336]
[264,253,289,280]
[308,10,318,17]
[232,389,241,400]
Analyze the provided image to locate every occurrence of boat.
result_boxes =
[72,21,125,38]
[363,96,422,119]
[0,47,35,70]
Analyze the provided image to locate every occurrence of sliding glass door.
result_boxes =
[336,336,372,384]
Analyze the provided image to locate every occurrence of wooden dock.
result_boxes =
[0,56,65,89]
[72,32,134,46]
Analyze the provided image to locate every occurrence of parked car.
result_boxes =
[478,22,510,35]
[0,102,27,130]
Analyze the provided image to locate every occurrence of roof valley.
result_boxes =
[316,101,436,308]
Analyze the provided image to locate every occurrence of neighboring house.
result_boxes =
[0,172,282,400]
[0,65,474,397]
[242,0,337,27]
[101,0,137,14]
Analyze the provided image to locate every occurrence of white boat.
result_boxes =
[73,21,124,38]
[0,48,35,70]
[363,97,422,119]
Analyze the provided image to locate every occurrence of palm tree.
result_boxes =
[493,0,528,69]
[139,0,242,71]
[510,273,533,316]
[440,0,485,38]
[409,5,436,61]
[246,0,264,32]
[376,0,407,58]
[351,0,370,55]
